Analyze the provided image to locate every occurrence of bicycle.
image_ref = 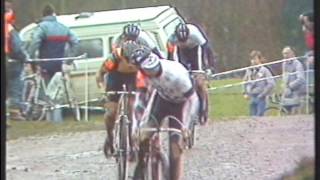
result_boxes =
[264,92,314,116]
[136,115,189,180]
[263,93,289,116]
[188,69,209,148]
[104,85,136,180]
[21,54,87,121]
[133,88,192,180]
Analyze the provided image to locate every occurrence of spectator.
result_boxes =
[28,3,79,83]
[281,46,306,114]
[299,11,314,51]
[299,11,314,89]
[5,1,28,121]
[243,50,275,117]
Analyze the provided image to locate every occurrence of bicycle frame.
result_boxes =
[21,54,87,121]
[137,114,188,180]
[105,85,136,180]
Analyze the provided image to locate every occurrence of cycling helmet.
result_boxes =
[123,24,140,40]
[175,23,189,42]
[120,40,141,60]
[131,47,161,75]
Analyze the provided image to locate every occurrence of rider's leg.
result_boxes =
[169,132,184,180]
[132,139,150,180]
[195,76,209,124]
[103,100,118,157]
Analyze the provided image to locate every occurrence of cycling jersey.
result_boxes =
[113,31,163,58]
[167,23,215,71]
[139,59,193,103]
[104,53,138,73]
[168,24,207,49]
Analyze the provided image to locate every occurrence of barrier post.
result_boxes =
[85,58,89,121]
[306,58,309,114]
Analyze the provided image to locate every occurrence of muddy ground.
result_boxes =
[6,115,314,180]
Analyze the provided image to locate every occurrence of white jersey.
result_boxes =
[147,59,193,103]
[168,24,207,49]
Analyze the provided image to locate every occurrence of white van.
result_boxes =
[20,6,184,102]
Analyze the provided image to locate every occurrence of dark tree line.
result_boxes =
[9,0,313,71]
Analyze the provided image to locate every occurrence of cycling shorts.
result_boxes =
[137,90,199,141]
[105,71,136,102]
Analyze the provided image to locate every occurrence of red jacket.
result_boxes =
[305,32,314,50]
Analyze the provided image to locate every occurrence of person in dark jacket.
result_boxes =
[5,1,28,121]
[28,4,79,82]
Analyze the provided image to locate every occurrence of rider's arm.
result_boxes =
[96,61,107,89]
[197,45,203,70]
[166,35,178,61]
[96,55,118,89]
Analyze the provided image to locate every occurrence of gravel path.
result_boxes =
[6,115,314,180]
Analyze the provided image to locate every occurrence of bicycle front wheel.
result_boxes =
[117,115,129,180]
[188,120,196,149]
[151,150,170,180]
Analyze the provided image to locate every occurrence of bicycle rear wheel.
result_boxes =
[24,103,46,121]
[264,107,288,116]
[21,79,47,121]
[117,115,129,180]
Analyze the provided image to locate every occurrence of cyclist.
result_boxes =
[96,41,140,158]
[125,43,200,180]
[114,24,165,120]
[167,22,215,124]
[113,23,163,58]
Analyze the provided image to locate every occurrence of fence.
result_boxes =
[207,55,314,118]
[16,54,313,121]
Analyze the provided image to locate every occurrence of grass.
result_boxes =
[7,79,251,140]
[7,114,105,140]
[208,78,250,119]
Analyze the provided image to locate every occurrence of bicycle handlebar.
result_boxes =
[190,70,206,74]
[104,91,136,95]
[140,127,183,134]
[138,115,187,135]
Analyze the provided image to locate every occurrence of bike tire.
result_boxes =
[22,79,47,121]
[117,115,129,180]
[151,151,170,180]
[264,107,287,116]
[188,121,196,149]
[62,74,81,121]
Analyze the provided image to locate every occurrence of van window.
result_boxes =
[74,38,103,58]
[164,18,183,36]
[148,32,165,51]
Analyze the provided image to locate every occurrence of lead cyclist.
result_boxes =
[122,42,200,180]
